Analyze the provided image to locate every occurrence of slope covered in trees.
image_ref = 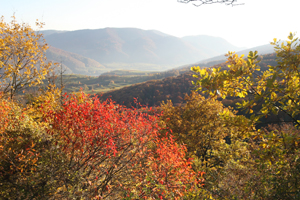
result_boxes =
[100,53,278,108]
[100,72,195,107]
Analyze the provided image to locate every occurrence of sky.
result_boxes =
[1,0,300,48]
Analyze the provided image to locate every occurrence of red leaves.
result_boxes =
[43,92,198,198]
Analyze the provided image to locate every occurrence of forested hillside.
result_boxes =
[100,53,278,107]
[100,72,195,107]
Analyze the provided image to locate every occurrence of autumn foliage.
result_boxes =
[0,16,201,199]
[0,90,199,199]
[0,16,53,98]
[44,93,198,199]
[191,33,300,199]
[3,15,300,199]
[0,95,51,198]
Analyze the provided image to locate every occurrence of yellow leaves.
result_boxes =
[237,90,247,98]
[200,68,208,76]
[212,67,217,74]
[0,97,46,182]
[191,66,200,73]
[191,33,300,131]
[56,185,68,192]
[271,92,277,100]
[0,15,53,97]
[159,92,253,173]
[29,86,62,123]
[288,32,294,40]
[220,109,232,118]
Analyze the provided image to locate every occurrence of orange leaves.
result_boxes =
[145,136,197,198]
[0,98,11,132]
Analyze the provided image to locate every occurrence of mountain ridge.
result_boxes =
[42,28,247,74]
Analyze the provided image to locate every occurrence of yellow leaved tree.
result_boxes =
[0,16,52,98]
[191,33,300,199]
[160,92,256,199]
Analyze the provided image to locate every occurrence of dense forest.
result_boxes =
[1,16,300,200]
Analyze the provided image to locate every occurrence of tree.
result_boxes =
[0,16,52,98]
[177,0,244,6]
[192,32,300,126]
[159,92,255,199]
[191,33,300,198]
[251,123,300,199]
[160,92,250,165]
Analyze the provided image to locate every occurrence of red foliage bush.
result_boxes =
[44,92,198,199]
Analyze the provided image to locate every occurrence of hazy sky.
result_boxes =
[1,0,299,48]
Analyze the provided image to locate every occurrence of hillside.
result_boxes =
[99,53,278,107]
[99,72,196,107]
[182,35,245,56]
[46,46,107,75]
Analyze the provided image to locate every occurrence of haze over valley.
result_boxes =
[43,27,263,75]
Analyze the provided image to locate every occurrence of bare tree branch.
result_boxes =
[177,0,244,6]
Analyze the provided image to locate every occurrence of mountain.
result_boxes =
[46,46,106,75]
[39,30,67,37]
[182,35,246,57]
[194,44,274,65]
[171,43,275,71]
[42,28,246,73]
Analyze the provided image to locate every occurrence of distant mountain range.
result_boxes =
[42,28,250,75]
[196,44,274,64]
[174,43,275,71]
